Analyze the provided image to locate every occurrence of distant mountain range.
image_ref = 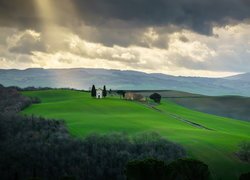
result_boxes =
[0,68,250,96]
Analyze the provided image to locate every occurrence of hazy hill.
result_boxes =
[225,72,250,82]
[0,68,250,96]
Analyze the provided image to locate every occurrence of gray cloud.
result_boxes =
[0,0,250,48]
[75,0,250,34]
[1,0,250,75]
[8,31,46,55]
[1,0,250,41]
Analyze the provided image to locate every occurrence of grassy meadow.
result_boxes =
[22,90,250,180]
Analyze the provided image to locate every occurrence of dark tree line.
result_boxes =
[0,114,186,180]
[239,172,250,180]
[117,90,126,98]
[126,158,211,180]
[0,84,40,113]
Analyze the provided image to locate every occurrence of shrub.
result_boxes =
[239,172,250,180]
[149,93,161,103]
[236,142,250,163]
[125,158,167,180]
[117,90,126,98]
[166,159,211,180]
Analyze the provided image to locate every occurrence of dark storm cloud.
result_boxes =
[75,0,250,34]
[1,0,250,33]
[0,0,37,29]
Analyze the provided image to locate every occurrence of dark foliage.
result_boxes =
[236,142,250,163]
[125,158,211,180]
[166,159,210,180]
[117,90,126,98]
[239,172,250,180]
[0,114,186,180]
[10,86,84,92]
[149,93,161,103]
[125,158,167,180]
[0,84,40,113]
[0,114,70,180]
[91,85,96,97]
[103,85,107,97]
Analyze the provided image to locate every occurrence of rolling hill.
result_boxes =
[1,68,250,96]
[22,90,250,180]
[226,72,250,82]
[134,90,250,122]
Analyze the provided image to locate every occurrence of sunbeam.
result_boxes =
[34,0,57,24]
[33,0,80,50]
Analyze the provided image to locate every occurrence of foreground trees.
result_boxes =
[0,84,40,113]
[126,159,168,180]
[167,159,210,180]
[125,158,211,180]
[0,114,186,180]
[237,142,250,163]
[239,172,250,180]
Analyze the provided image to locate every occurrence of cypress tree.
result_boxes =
[91,85,96,97]
[103,85,107,97]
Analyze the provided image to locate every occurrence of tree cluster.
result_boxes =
[117,90,126,98]
[149,93,162,103]
[0,84,40,113]
[239,172,250,180]
[126,158,211,180]
[236,142,250,163]
[0,114,186,180]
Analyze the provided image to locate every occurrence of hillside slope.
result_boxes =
[130,90,250,122]
[1,68,250,96]
[22,90,250,180]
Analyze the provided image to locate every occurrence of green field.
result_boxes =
[22,90,250,180]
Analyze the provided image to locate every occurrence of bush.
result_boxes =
[125,158,211,180]
[117,90,126,98]
[149,93,161,103]
[239,172,250,180]
[166,159,211,180]
[236,142,250,163]
[126,158,167,180]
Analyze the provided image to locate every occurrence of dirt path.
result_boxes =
[144,103,213,131]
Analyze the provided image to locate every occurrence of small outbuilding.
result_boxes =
[96,88,103,99]
[125,92,145,102]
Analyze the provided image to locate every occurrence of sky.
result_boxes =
[0,0,250,77]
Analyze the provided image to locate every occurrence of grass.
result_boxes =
[22,90,250,180]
